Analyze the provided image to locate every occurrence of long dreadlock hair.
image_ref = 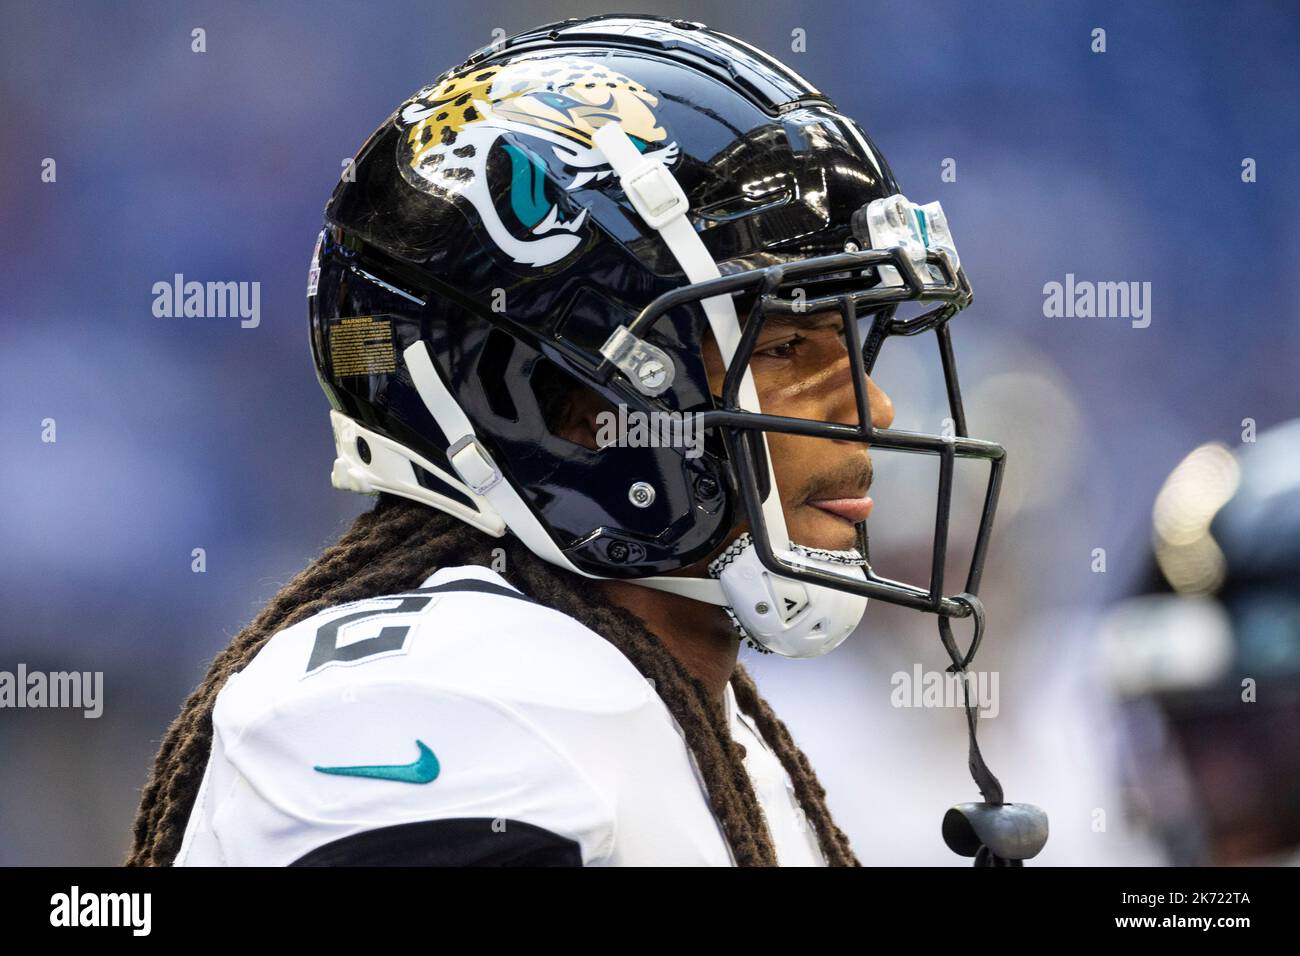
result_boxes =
[127,493,860,866]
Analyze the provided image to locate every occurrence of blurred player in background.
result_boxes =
[1101,419,1300,865]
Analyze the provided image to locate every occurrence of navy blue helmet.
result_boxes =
[308,14,995,658]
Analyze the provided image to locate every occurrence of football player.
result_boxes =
[129,15,1043,866]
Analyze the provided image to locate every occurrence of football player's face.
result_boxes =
[702,310,895,552]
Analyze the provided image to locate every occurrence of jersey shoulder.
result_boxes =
[216,563,655,732]
[184,565,654,865]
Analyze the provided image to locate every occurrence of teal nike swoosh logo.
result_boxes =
[314,739,441,784]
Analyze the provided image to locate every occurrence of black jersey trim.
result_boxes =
[289,817,583,866]
[405,579,537,604]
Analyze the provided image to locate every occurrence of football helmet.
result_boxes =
[309,13,1047,867]
[309,14,999,659]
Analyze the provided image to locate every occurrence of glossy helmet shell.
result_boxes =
[309,14,901,578]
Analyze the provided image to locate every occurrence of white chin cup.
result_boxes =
[709,534,870,659]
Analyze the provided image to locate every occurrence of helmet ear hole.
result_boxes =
[529,357,616,451]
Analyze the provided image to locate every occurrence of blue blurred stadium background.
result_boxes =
[1,0,1296,864]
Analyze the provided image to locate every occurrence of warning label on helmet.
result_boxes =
[329,315,397,377]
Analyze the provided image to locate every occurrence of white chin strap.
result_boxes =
[707,534,869,659]
[591,123,868,658]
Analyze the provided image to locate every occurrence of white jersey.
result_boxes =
[175,564,827,866]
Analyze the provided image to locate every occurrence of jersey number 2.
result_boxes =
[305,596,433,674]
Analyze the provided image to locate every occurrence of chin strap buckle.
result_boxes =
[446,434,502,495]
[937,594,1049,866]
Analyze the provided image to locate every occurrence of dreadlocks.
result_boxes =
[127,493,860,866]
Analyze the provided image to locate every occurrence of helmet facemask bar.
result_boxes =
[609,244,1005,622]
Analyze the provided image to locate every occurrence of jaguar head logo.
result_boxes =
[396,54,680,268]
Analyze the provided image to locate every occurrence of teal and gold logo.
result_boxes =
[396,54,678,267]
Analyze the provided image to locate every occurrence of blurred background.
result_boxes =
[1,1,1296,865]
